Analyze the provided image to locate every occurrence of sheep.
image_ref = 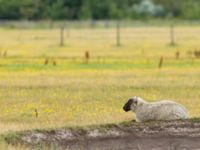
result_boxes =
[123,96,189,122]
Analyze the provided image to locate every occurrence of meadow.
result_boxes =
[0,23,200,148]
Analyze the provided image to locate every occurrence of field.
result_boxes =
[0,24,200,148]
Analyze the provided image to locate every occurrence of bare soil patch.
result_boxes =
[5,120,200,150]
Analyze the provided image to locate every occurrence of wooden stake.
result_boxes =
[170,24,175,46]
[53,60,57,66]
[3,51,7,57]
[44,58,48,65]
[60,27,64,46]
[85,51,90,63]
[159,57,164,69]
[116,20,121,47]
[176,51,180,59]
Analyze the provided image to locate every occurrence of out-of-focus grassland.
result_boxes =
[1,26,200,58]
[0,25,199,141]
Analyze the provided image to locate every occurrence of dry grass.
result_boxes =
[0,25,200,148]
[0,26,200,58]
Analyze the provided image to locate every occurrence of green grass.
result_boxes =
[0,58,199,71]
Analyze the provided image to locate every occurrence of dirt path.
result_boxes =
[6,120,200,150]
[66,136,200,150]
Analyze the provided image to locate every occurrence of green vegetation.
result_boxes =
[0,0,200,20]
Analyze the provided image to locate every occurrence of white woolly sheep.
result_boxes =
[123,96,189,122]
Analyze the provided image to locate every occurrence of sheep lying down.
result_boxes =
[123,96,189,122]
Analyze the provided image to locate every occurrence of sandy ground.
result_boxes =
[6,120,200,150]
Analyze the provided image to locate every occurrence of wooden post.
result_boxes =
[176,51,180,59]
[53,60,57,66]
[44,58,48,65]
[170,24,175,46]
[158,57,164,69]
[60,26,64,46]
[85,51,90,63]
[116,20,121,47]
[195,50,200,58]
[3,51,7,57]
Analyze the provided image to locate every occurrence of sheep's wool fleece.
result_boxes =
[135,100,188,122]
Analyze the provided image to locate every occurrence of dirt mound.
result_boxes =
[5,120,200,150]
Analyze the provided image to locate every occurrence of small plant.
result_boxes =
[35,108,38,118]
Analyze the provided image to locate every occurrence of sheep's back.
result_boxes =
[136,100,188,122]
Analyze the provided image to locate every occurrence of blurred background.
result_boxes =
[0,0,198,20]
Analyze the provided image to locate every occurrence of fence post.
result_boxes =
[176,51,180,59]
[116,20,121,47]
[44,58,48,65]
[60,26,64,46]
[53,60,57,66]
[3,51,7,57]
[85,51,90,63]
[170,23,175,46]
[158,57,164,69]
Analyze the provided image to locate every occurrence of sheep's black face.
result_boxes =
[123,99,134,112]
